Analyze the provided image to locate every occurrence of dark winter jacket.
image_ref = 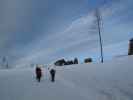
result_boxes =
[36,67,42,77]
[50,69,56,75]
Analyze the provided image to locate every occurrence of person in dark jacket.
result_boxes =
[50,68,56,82]
[35,67,42,82]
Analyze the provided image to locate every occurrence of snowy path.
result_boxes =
[0,56,133,100]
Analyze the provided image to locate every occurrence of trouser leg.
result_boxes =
[51,74,55,82]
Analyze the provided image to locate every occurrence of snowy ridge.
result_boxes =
[0,55,133,100]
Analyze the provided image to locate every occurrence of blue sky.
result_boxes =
[0,0,133,67]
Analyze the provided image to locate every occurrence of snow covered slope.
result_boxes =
[0,55,133,100]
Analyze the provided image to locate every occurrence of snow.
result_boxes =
[0,55,133,100]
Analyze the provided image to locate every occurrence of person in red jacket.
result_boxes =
[35,66,42,82]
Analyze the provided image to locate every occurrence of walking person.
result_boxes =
[35,66,42,82]
[50,68,56,82]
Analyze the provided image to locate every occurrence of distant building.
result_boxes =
[54,58,78,66]
[128,38,133,55]
[65,60,74,65]
[84,58,92,63]
[74,58,78,64]
[54,59,66,66]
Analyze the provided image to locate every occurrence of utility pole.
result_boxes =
[2,56,9,68]
[2,56,6,68]
[95,8,104,63]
